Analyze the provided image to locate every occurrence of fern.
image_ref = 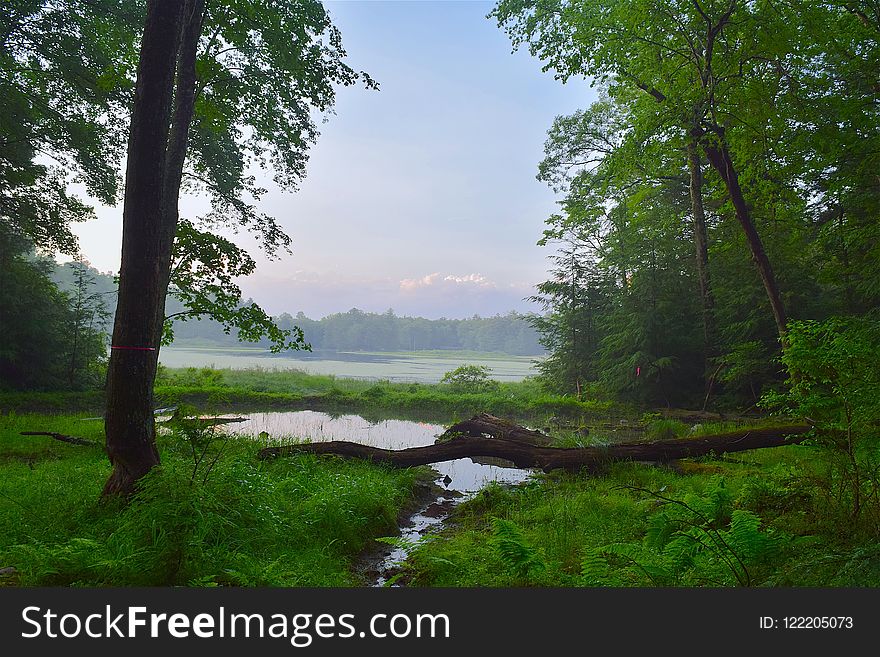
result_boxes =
[724,509,778,563]
[580,548,613,584]
[705,476,733,526]
[490,518,545,580]
[584,479,784,587]
[581,543,673,586]
[374,534,437,553]
[644,510,676,548]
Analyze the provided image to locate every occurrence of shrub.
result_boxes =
[439,365,500,393]
[761,316,880,526]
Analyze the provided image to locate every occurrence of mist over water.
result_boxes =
[158,347,537,383]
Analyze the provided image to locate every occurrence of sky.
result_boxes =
[70,0,597,320]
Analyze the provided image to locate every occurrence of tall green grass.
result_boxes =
[0,412,420,586]
[152,366,616,421]
[0,366,619,423]
[403,444,880,587]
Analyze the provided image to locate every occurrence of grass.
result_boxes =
[401,443,880,587]
[0,366,620,424]
[0,412,422,586]
[2,404,877,588]
[150,366,615,422]
[5,369,874,588]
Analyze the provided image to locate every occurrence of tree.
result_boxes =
[65,257,111,388]
[103,0,189,495]
[764,315,880,520]
[103,0,375,496]
[0,226,107,390]
[492,0,793,339]
[785,2,880,315]
[162,219,304,351]
[493,0,879,407]
[530,227,606,396]
[536,89,719,395]
[439,365,501,394]
[0,0,140,253]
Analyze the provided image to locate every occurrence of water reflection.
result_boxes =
[158,347,537,383]
[225,410,530,493]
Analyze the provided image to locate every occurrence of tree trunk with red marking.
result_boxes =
[103,0,204,497]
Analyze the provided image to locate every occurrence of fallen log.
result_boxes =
[200,417,248,426]
[258,420,813,472]
[159,416,248,427]
[20,432,97,446]
[439,413,552,446]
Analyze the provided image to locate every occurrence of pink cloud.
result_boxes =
[400,272,496,292]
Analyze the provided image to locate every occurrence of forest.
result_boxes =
[1,252,541,393]
[513,1,880,410]
[169,308,544,355]
[0,0,878,596]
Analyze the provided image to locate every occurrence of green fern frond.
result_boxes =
[490,518,545,579]
[580,549,611,584]
[644,511,676,548]
[729,509,761,538]
[581,543,674,586]
[724,509,778,562]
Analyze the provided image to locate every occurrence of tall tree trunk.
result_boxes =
[686,137,716,394]
[700,132,788,340]
[102,0,191,497]
[152,0,205,366]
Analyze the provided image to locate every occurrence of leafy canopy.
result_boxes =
[0,0,140,253]
[2,1,379,352]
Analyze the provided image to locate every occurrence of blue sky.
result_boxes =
[71,0,596,319]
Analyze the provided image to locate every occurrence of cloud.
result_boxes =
[240,269,539,320]
[399,272,496,292]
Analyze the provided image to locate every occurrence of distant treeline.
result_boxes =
[171,308,544,356]
[47,261,543,356]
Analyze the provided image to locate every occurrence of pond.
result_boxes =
[223,410,532,585]
[159,347,538,383]
[224,410,530,493]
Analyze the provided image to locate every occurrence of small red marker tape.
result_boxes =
[111,346,157,351]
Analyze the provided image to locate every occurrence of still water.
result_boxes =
[225,410,530,493]
[159,347,537,383]
[223,410,532,584]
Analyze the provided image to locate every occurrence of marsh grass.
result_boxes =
[0,366,618,423]
[403,443,880,587]
[0,412,420,586]
[645,419,690,440]
[151,366,616,421]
